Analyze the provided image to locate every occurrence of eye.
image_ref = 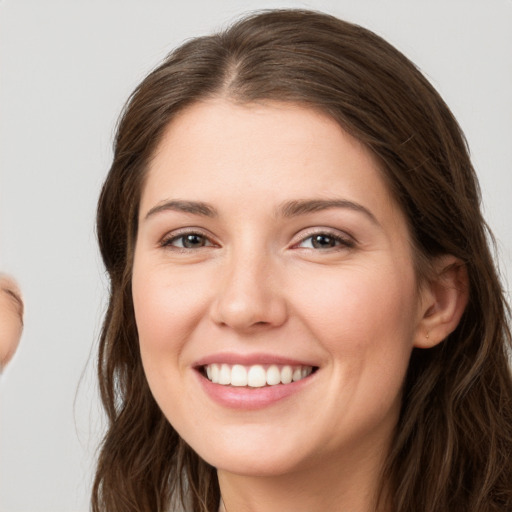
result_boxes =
[296,231,354,250]
[161,232,214,249]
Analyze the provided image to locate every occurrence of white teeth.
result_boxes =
[247,365,267,387]
[281,365,293,384]
[266,365,281,385]
[204,363,314,387]
[231,364,247,387]
[211,364,219,383]
[292,367,302,382]
[219,364,231,385]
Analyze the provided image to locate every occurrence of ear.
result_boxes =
[414,255,469,349]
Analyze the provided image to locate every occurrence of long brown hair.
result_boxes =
[93,9,512,511]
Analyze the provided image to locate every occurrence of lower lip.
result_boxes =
[196,370,315,410]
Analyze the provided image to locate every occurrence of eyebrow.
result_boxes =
[144,198,378,225]
[278,199,379,225]
[144,200,218,220]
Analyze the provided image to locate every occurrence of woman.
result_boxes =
[92,9,512,512]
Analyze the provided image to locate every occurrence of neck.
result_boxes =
[217,450,390,512]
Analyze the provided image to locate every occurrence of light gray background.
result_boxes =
[1,1,510,511]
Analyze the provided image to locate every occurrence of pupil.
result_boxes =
[183,234,204,248]
[312,234,334,248]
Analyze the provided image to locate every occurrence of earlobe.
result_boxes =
[414,255,469,349]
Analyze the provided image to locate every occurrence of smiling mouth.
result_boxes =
[202,363,316,388]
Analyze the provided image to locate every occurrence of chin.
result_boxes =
[209,451,305,478]
[185,427,317,478]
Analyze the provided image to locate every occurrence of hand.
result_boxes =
[0,274,24,369]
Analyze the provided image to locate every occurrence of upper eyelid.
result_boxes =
[160,227,218,246]
[292,226,356,244]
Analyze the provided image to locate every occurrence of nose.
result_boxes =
[209,251,288,332]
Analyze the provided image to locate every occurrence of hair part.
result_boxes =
[93,9,512,512]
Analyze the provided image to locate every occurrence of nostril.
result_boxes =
[209,281,288,331]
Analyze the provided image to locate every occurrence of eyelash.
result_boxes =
[160,228,355,253]
[293,229,355,251]
[160,229,215,251]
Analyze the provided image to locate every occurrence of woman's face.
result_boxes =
[132,99,427,477]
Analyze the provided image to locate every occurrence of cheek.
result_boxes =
[299,264,417,430]
[302,262,416,329]
[132,261,211,360]
[131,262,207,423]
[294,262,418,387]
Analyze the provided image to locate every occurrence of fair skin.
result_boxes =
[0,274,23,369]
[132,99,467,512]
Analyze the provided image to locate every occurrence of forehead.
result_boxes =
[142,99,397,214]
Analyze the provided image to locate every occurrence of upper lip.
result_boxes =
[193,352,318,368]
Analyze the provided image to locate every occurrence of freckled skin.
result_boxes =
[0,274,23,369]
[132,100,430,511]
